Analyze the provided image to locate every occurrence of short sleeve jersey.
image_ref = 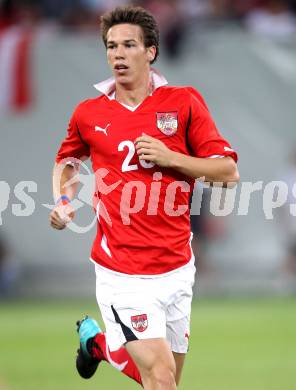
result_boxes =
[56,83,237,275]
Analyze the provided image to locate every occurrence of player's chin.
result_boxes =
[115,77,130,86]
[114,72,131,84]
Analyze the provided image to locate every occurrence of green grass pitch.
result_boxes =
[0,298,295,390]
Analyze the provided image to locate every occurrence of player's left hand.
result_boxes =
[135,135,174,168]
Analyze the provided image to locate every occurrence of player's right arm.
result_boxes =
[50,104,90,230]
[50,163,78,230]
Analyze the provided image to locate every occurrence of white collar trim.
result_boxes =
[93,68,168,99]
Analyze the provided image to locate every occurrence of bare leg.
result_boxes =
[173,352,186,385]
[126,338,177,390]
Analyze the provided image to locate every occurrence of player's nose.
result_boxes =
[115,45,125,59]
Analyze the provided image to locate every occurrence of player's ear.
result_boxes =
[147,46,156,63]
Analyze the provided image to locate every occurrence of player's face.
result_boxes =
[106,24,156,86]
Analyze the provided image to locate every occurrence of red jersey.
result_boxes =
[56,71,237,275]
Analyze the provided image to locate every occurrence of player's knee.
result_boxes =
[155,368,176,388]
[142,362,176,389]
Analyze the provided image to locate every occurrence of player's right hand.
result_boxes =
[49,203,75,230]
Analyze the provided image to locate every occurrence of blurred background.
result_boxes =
[0,0,296,389]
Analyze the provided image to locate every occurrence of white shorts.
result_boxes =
[94,257,196,353]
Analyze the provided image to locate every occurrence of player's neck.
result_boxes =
[115,72,152,108]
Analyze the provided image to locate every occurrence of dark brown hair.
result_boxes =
[100,5,160,64]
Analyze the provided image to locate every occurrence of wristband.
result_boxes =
[56,195,71,205]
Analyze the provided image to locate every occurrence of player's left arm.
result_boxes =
[135,135,239,186]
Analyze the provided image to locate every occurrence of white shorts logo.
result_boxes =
[131,314,148,332]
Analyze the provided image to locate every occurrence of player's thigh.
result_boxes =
[173,352,186,385]
[126,337,176,377]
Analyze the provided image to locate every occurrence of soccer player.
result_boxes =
[50,5,239,390]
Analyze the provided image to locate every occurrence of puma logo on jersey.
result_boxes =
[95,124,110,136]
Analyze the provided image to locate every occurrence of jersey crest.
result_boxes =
[131,314,148,332]
[156,112,178,136]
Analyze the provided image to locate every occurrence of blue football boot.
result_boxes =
[76,315,102,379]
